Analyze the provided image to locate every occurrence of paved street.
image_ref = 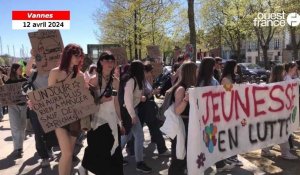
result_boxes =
[1,113,300,175]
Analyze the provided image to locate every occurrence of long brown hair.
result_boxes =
[169,62,197,96]
[59,44,83,75]
[269,64,284,83]
[197,57,216,86]
[9,63,22,80]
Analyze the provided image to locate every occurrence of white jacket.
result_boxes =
[160,104,186,160]
[124,78,142,119]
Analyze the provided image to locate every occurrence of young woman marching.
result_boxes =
[6,63,27,158]
[82,52,124,175]
[48,44,84,175]
[168,62,198,175]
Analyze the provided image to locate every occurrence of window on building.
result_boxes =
[92,49,98,59]
[248,42,251,50]
[247,56,252,63]
[274,39,280,49]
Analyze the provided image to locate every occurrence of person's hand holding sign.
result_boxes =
[183,91,189,102]
[27,99,33,110]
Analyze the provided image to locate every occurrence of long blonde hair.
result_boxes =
[169,62,198,95]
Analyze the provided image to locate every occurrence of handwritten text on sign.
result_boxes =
[0,82,26,105]
[146,45,162,61]
[28,77,98,133]
[187,80,299,175]
[28,30,64,74]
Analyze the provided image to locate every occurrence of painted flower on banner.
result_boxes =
[223,83,233,91]
[292,107,297,123]
[241,119,247,127]
[203,123,218,153]
[196,152,206,168]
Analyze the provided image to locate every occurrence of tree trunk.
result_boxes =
[257,39,260,64]
[218,26,222,58]
[187,0,196,62]
[129,38,132,60]
[152,18,155,45]
[262,46,269,69]
[237,39,241,63]
[138,9,142,60]
[134,9,138,60]
[139,32,142,60]
[290,27,299,60]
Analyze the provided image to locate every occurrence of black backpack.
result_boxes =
[118,75,136,135]
[22,70,38,95]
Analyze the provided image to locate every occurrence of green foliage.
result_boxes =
[95,0,179,60]
[0,55,10,65]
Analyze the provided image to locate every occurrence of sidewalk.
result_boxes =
[1,113,300,175]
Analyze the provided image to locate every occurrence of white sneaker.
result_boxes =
[282,152,298,160]
[217,164,235,172]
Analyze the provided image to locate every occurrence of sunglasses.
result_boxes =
[101,55,115,61]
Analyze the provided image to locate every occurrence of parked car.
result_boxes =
[237,63,270,83]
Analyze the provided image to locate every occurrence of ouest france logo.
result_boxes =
[253,12,300,27]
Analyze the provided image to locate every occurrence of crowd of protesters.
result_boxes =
[1,43,300,175]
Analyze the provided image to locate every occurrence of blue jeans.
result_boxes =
[8,105,27,150]
[121,117,144,162]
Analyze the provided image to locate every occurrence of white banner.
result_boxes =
[187,80,300,174]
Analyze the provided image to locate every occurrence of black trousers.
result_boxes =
[82,123,123,175]
[168,118,189,175]
[138,100,167,154]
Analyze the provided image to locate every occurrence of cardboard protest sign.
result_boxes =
[107,47,128,66]
[28,30,64,74]
[147,45,162,61]
[185,44,194,59]
[173,47,181,60]
[28,76,98,133]
[151,62,163,79]
[0,82,26,105]
[187,80,300,174]
[81,55,94,72]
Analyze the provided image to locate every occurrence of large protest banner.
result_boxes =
[106,47,128,65]
[28,77,98,133]
[28,30,64,74]
[0,82,26,105]
[187,80,300,174]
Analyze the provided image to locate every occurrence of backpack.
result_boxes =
[22,70,38,95]
[157,90,173,121]
[118,75,136,135]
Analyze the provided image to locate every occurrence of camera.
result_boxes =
[104,88,118,97]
